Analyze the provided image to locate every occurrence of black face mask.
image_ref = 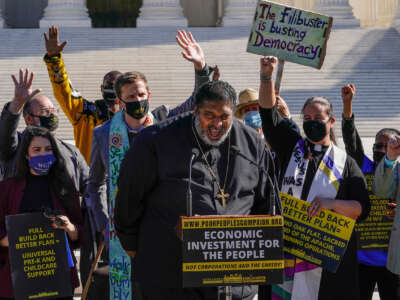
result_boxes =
[303,120,327,143]
[373,151,385,164]
[32,113,59,132]
[102,87,116,108]
[123,99,149,120]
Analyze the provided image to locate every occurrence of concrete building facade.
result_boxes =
[0,0,399,29]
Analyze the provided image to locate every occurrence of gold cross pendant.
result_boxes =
[217,190,230,208]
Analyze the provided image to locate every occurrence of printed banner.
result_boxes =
[247,0,333,69]
[181,215,284,287]
[6,212,72,300]
[355,173,393,250]
[281,193,355,272]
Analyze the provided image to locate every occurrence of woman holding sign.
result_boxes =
[0,126,82,299]
[258,56,370,300]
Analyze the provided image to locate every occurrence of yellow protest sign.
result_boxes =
[281,193,355,272]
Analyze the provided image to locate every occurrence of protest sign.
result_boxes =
[6,212,72,300]
[247,0,333,69]
[181,215,284,287]
[281,193,355,273]
[355,173,393,250]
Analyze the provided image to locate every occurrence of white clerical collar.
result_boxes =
[314,144,322,152]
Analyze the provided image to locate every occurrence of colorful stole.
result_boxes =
[108,111,154,300]
[273,139,347,300]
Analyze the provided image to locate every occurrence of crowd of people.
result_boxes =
[0,26,399,300]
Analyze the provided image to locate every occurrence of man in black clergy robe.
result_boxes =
[114,80,278,300]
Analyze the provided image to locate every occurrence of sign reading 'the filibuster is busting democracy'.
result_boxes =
[247,0,333,69]
[181,215,284,287]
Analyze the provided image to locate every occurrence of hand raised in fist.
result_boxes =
[260,56,278,76]
[176,30,206,71]
[212,65,220,81]
[387,135,400,161]
[44,26,67,57]
[341,83,356,119]
[9,69,41,114]
[342,84,356,104]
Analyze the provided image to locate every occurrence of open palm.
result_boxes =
[44,26,67,56]
[176,30,205,70]
[11,69,41,105]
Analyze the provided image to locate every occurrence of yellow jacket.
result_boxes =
[44,54,110,163]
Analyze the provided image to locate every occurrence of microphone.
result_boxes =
[187,149,199,217]
[230,145,282,215]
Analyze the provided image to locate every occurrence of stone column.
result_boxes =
[40,0,91,28]
[375,0,396,27]
[137,0,187,27]
[313,0,360,27]
[223,0,258,26]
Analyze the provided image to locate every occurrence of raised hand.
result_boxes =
[176,30,206,71]
[44,26,67,56]
[260,56,278,76]
[387,135,400,161]
[9,69,41,114]
[341,84,356,104]
[341,84,355,119]
[212,65,220,81]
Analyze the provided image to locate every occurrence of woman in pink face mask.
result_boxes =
[0,126,82,300]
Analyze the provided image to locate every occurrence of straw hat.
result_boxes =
[235,88,259,119]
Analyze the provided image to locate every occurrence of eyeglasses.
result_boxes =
[373,143,387,151]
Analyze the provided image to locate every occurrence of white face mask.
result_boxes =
[194,115,232,147]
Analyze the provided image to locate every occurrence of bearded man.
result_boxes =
[114,80,279,300]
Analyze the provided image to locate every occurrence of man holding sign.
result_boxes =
[258,56,370,300]
[114,80,279,299]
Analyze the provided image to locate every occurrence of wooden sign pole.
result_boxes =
[274,59,285,94]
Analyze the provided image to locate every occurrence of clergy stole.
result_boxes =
[108,111,154,299]
[272,139,347,300]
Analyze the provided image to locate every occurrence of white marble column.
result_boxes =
[137,0,187,27]
[313,0,360,27]
[40,0,91,28]
[223,0,258,26]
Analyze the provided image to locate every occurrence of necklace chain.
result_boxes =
[191,121,231,207]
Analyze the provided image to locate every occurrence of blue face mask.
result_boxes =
[243,111,262,129]
[29,154,56,175]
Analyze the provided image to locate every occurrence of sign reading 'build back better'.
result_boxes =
[281,193,355,273]
[6,212,72,300]
[247,0,333,69]
[181,215,284,287]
